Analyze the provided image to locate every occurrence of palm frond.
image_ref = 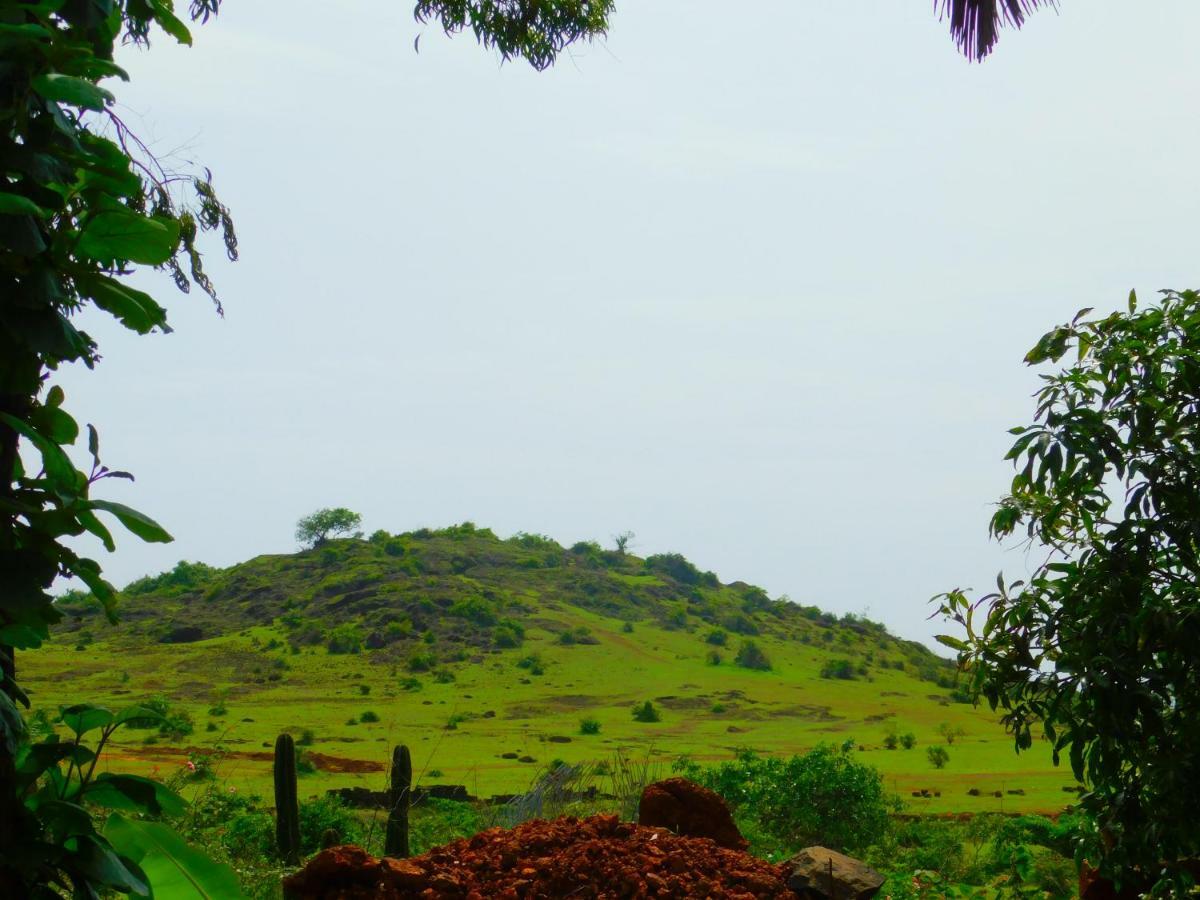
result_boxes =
[937,0,1057,62]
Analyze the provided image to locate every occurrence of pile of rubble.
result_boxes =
[283,777,885,899]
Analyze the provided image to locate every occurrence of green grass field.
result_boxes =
[25,604,1076,815]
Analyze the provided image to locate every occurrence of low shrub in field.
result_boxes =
[632,701,661,723]
[326,623,363,655]
[579,717,601,735]
[672,745,899,854]
[899,732,916,750]
[926,745,950,769]
[516,653,545,675]
[359,710,380,723]
[408,651,436,672]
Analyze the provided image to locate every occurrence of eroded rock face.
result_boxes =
[283,814,793,899]
[786,846,884,900]
[637,777,749,851]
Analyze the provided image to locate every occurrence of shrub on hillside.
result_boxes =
[448,596,498,626]
[820,658,857,680]
[579,717,601,735]
[632,701,661,723]
[705,628,728,646]
[673,745,899,854]
[359,710,380,723]
[719,612,760,636]
[735,640,772,671]
[900,732,917,750]
[516,653,545,676]
[643,553,718,587]
[706,649,723,666]
[326,623,363,655]
[883,733,899,750]
[124,560,219,597]
[407,651,436,673]
[493,622,524,648]
[556,626,597,646]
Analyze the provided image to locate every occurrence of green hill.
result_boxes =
[26,523,1072,813]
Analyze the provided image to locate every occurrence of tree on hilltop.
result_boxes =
[296,508,363,548]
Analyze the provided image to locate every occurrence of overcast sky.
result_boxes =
[56,1,1199,648]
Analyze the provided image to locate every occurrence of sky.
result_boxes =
[54,1,1200,649]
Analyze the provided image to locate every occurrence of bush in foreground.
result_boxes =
[673,745,899,854]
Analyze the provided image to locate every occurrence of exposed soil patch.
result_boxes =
[109,745,384,774]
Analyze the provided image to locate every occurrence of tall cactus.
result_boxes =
[385,743,412,858]
[274,732,301,865]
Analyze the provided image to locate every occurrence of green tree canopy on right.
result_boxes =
[938,289,1200,893]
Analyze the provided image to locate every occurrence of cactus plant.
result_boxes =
[274,733,301,865]
[385,744,412,858]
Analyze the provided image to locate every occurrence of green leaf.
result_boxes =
[0,411,78,488]
[31,403,79,445]
[104,814,246,899]
[935,634,969,652]
[89,500,172,544]
[71,833,150,896]
[78,274,170,334]
[60,703,115,738]
[16,741,94,780]
[32,73,114,111]
[0,691,26,756]
[0,192,53,218]
[78,212,180,265]
[152,1,194,44]
[78,509,116,552]
[84,774,186,817]
[36,800,97,841]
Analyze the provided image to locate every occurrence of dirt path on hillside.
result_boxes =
[106,745,384,774]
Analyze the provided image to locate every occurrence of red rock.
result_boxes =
[638,777,749,851]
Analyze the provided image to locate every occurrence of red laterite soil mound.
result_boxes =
[284,814,797,899]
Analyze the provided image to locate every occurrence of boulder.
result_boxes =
[786,846,884,900]
[637,777,747,851]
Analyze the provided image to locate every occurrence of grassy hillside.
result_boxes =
[26,524,1075,813]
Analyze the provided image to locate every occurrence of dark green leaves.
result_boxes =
[88,500,173,543]
[414,0,615,71]
[78,212,181,265]
[0,192,53,218]
[938,288,1200,890]
[60,704,115,738]
[32,74,114,111]
[78,275,170,334]
[83,774,186,817]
